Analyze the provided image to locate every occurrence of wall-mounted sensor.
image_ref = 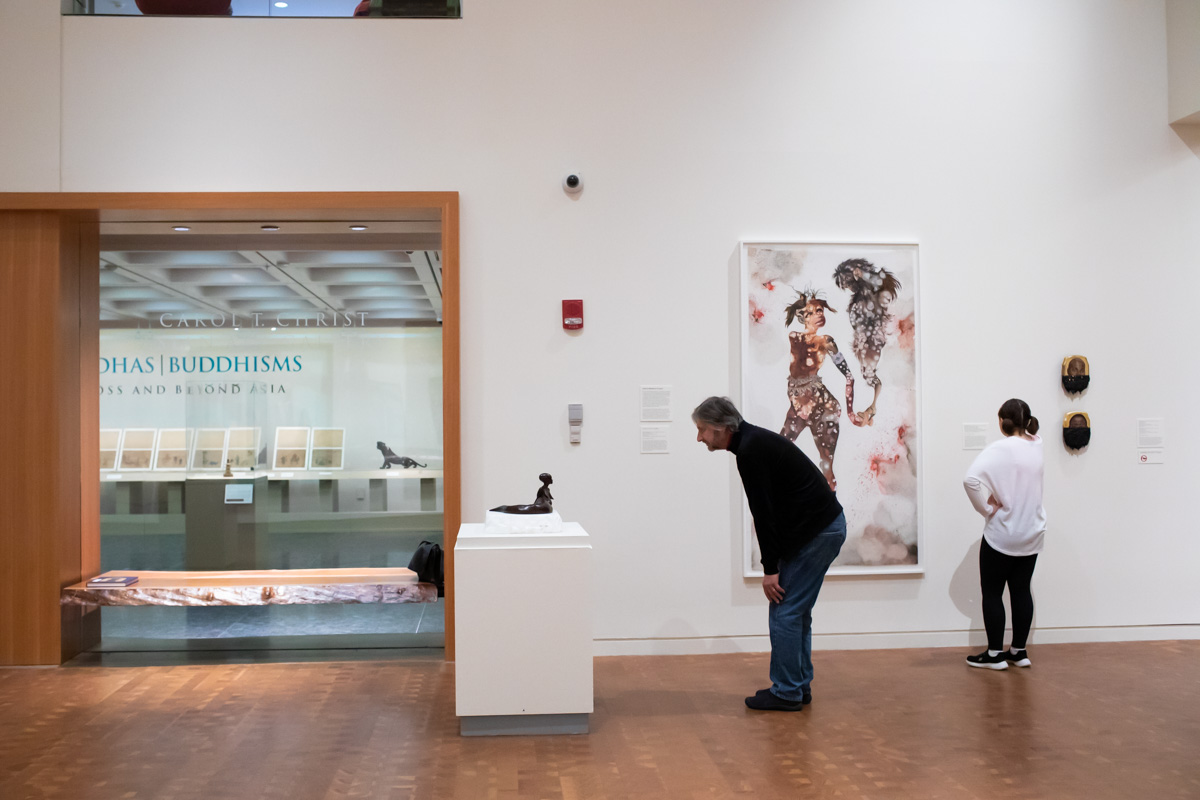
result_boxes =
[568,403,583,444]
[563,173,583,194]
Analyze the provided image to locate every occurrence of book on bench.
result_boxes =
[87,575,139,588]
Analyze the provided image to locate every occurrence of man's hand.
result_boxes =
[762,573,785,604]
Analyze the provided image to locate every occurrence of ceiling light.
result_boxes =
[349,225,368,231]
[274,1,288,6]
[270,327,277,331]
[172,226,191,232]
[261,225,280,231]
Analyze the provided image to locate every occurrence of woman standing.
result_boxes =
[963,399,1046,669]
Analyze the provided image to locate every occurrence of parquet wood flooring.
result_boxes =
[0,641,1196,799]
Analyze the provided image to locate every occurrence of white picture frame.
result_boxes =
[309,427,345,470]
[99,428,121,471]
[154,428,192,470]
[226,427,263,470]
[118,428,156,471]
[740,241,922,577]
[191,428,229,471]
[273,427,311,470]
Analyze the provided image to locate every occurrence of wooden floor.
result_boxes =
[1,641,1197,799]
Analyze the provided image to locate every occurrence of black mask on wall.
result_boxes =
[1063,426,1091,450]
[1061,374,1089,394]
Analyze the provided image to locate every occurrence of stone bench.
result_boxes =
[61,568,439,607]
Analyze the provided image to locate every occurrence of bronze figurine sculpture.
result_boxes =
[490,473,553,514]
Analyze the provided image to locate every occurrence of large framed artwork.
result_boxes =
[740,242,921,576]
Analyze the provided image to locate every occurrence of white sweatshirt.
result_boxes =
[963,434,1046,556]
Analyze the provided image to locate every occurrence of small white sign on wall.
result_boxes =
[224,484,254,504]
[640,385,672,421]
[1136,418,1164,449]
[640,425,670,454]
[963,423,988,450]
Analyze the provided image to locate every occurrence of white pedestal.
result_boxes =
[454,522,593,736]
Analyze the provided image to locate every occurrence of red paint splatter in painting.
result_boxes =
[864,428,910,493]
[895,314,915,350]
[868,452,901,477]
[749,299,765,324]
[762,280,776,291]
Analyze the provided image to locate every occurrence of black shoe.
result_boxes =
[745,691,805,711]
[966,650,1008,670]
[755,687,812,705]
[1004,649,1031,668]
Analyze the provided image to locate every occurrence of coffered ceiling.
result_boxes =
[98,210,443,328]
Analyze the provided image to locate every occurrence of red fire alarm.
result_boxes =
[562,299,584,330]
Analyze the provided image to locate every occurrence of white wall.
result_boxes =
[4,0,1199,653]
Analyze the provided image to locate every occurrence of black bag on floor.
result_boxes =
[407,541,444,597]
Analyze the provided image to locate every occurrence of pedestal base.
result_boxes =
[459,713,589,737]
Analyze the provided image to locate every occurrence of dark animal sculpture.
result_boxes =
[377,441,427,469]
[490,473,554,514]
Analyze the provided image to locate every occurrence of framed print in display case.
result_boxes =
[119,428,156,471]
[273,427,310,470]
[154,428,191,470]
[192,428,229,471]
[99,429,121,471]
[226,427,263,470]
[309,427,345,470]
[740,241,921,576]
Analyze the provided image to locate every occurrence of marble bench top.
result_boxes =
[61,568,439,607]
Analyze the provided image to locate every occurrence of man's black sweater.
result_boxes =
[729,421,844,575]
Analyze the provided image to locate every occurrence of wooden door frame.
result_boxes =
[0,192,461,662]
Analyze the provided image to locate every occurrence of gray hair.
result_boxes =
[691,396,742,431]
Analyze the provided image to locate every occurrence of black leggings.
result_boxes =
[979,537,1038,651]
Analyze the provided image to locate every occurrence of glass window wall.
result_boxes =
[96,223,444,650]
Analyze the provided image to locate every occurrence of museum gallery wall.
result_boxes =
[100,327,444,472]
[742,243,919,575]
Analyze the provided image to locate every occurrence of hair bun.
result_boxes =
[1026,416,1040,435]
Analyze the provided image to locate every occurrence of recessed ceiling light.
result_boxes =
[261,225,280,231]
[349,225,368,231]
[271,327,277,331]
[274,1,287,6]
[172,226,191,232]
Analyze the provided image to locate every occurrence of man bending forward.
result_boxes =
[693,396,846,711]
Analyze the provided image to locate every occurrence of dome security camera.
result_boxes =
[563,173,583,194]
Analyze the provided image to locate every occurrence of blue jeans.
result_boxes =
[768,513,846,701]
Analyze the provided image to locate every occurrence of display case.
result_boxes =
[227,427,265,470]
[97,324,446,649]
[191,428,228,471]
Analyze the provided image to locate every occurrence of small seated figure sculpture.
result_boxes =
[377,441,427,469]
[490,473,553,514]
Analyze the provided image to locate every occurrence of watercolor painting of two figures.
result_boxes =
[742,243,919,575]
